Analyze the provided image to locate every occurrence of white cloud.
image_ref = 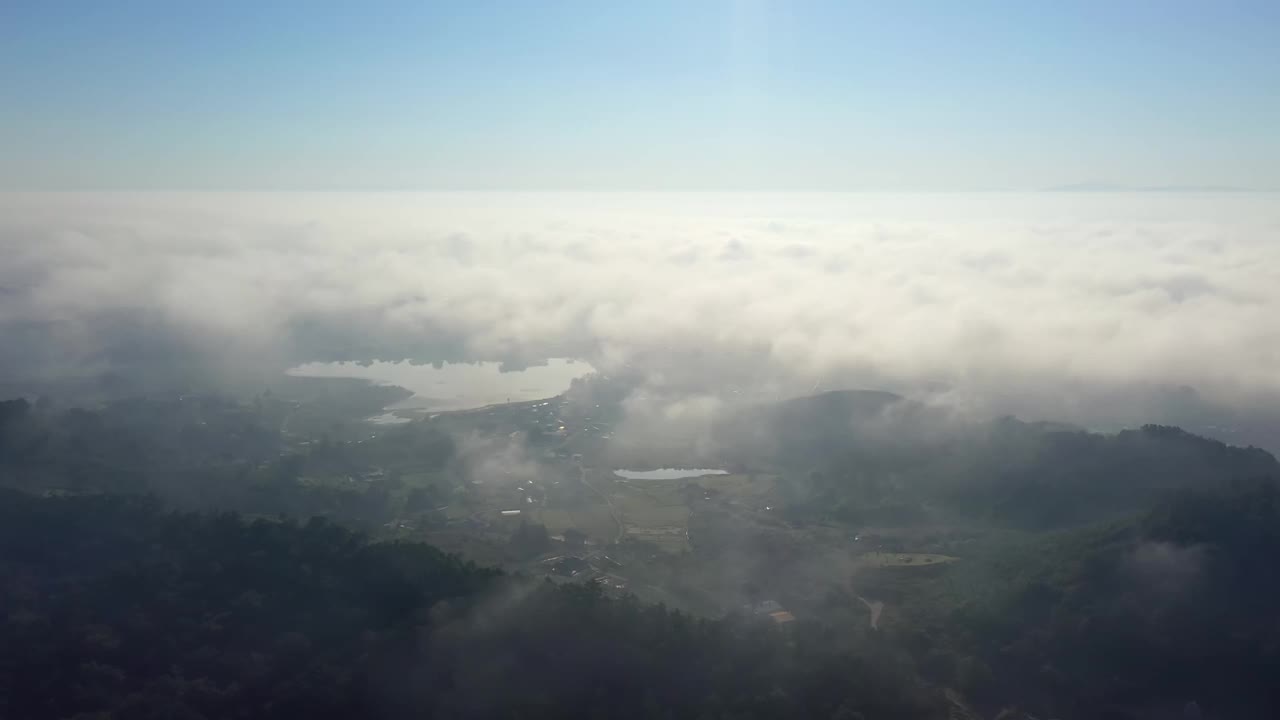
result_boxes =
[1,191,1278,431]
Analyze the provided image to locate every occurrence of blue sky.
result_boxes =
[3,1,1278,190]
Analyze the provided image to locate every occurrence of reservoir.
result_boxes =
[614,468,729,481]
[287,358,593,412]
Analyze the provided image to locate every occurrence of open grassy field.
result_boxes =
[623,527,690,554]
[613,493,689,525]
[855,552,959,569]
[398,470,447,487]
[296,475,360,490]
[531,504,619,544]
[693,472,776,494]
[609,480,692,553]
[532,508,576,532]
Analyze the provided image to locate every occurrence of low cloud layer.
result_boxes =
[1,192,1278,433]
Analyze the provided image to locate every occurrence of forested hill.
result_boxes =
[7,389,1280,718]
[924,478,1280,719]
[7,391,1277,533]
[0,489,943,720]
[720,390,1280,528]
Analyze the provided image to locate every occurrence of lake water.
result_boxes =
[287,358,593,412]
[614,468,729,480]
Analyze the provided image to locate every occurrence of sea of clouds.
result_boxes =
[2,191,1277,436]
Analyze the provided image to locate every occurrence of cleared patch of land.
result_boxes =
[531,505,619,543]
[693,473,779,506]
[855,552,959,569]
[610,479,692,553]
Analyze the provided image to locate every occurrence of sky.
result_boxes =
[3,0,1279,190]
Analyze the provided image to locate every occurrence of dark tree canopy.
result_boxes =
[0,490,942,720]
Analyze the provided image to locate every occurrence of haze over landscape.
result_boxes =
[3,2,1280,719]
[4,191,1278,447]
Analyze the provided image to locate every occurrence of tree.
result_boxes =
[509,520,551,558]
[563,527,587,548]
[0,490,945,720]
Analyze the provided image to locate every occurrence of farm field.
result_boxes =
[531,505,619,544]
[692,473,779,506]
[855,552,959,569]
[610,479,692,553]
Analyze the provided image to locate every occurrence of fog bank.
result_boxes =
[2,192,1277,436]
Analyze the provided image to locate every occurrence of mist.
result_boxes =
[2,191,1278,439]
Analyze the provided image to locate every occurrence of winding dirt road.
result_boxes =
[857,595,884,630]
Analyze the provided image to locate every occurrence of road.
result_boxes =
[857,595,884,630]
